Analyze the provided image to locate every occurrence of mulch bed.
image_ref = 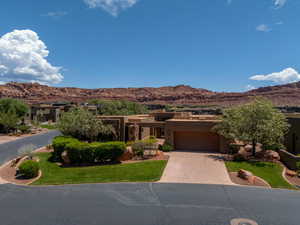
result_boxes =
[229,172,270,188]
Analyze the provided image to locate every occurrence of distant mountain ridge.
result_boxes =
[0,82,300,106]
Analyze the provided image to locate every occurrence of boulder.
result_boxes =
[286,169,297,177]
[244,144,252,152]
[238,169,253,180]
[118,150,134,161]
[264,150,280,161]
[61,151,71,165]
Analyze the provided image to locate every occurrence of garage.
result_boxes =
[174,131,220,152]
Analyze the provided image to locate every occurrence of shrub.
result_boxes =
[131,139,158,157]
[18,160,40,178]
[53,136,126,164]
[18,125,31,134]
[93,142,126,163]
[65,139,84,164]
[131,142,146,157]
[233,153,247,162]
[126,141,135,147]
[228,143,240,154]
[52,136,77,161]
[159,143,173,152]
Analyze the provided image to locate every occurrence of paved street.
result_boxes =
[0,130,60,165]
[160,152,233,185]
[0,182,299,225]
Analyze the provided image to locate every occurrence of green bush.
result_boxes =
[94,142,126,163]
[228,144,240,154]
[65,139,84,164]
[18,160,40,178]
[52,136,77,161]
[159,143,173,152]
[126,141,134,147]
[131,142,146,157]
[52,136,126,164]
[131,139,158,157]
[18,125,31,134]
[233,153,247,162]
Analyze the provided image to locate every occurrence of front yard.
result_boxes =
[32,152,168,185]
[225,161,295,189]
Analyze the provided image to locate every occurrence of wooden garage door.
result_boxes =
[174,131,220,151]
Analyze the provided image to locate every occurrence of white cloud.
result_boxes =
[250,68,300,84]
[256,24,271,32]
[0,29,63,84]
[245,84,256,91]
[42,11,68,18]
[84,0,138,16]
[274,0,287,8]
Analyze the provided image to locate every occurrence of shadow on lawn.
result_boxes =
[46,155,121,168]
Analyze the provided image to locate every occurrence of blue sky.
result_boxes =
[0,0,300,92]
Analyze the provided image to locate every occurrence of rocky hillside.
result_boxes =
[0,82,300,106]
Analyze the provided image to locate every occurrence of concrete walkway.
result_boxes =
[160,151,233,185]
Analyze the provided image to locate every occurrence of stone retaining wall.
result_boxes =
[279,149,300,170]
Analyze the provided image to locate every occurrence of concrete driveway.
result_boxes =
[160,151,233,185]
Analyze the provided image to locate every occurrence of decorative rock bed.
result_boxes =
[229,169,270,188]
[0,147,50,185]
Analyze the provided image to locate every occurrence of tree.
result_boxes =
[214,98,289,156]
[0,99,29,133]
[58,107,116,142]
[88,99,148,115]
[0,98,29,118]
[0,112,20,133]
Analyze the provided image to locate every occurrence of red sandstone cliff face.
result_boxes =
[0,82,300,106]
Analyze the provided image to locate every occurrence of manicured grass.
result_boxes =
[32,153,168,185]
[40,124,57,130]
[225,161,296,189]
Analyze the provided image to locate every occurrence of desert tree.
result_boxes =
[214,98,289,156]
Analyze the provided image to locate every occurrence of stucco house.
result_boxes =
[98,112,229,153]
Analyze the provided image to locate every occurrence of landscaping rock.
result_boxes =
[118,150,134,161]
[238,169,253,180]
[244,144,252,152]
[286,169,297,177]
[264,150,280,161]
[61,151,71,165]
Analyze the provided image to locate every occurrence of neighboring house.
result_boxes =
[27,103,97,123]
[285,115,300,154]
[98,112,229,153]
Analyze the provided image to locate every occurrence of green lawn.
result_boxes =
[32,153,168,185]
[225,161,296,189]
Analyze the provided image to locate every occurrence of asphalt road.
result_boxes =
[0,182,299,225]
[0,130,60,165]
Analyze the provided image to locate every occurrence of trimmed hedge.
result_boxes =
[52,136,78,161]
[18,160,40,178]
[52,136,126,164]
